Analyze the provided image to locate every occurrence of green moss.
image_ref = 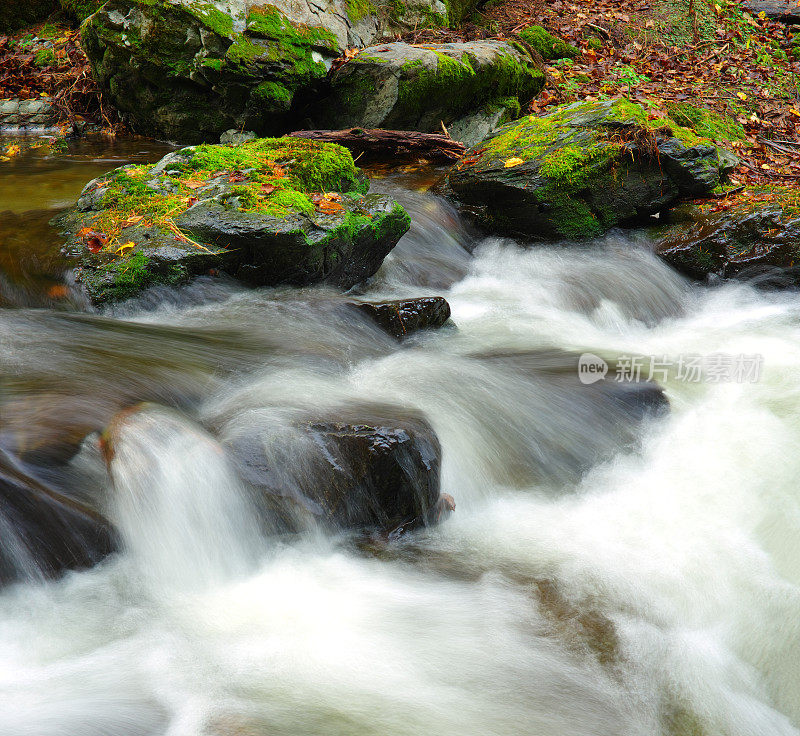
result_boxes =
[398,53,477,118]
[245,5,337,51]
[86,248,191,303]
[519,25,579,60]
[345,0,376,22]
[442,0,476,25]
[394,48,543,124]
[34,47,56,66]
[91,138,367,246]
[664,101,746,141]
[252,80,293,109]
[199,57,223,71]
[587,36,603,50]
[226,35,267,65]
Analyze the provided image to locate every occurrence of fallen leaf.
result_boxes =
[316,199,344,213]
[114,241,135,254]
[46,284,69,299]
[504,157,524,168]
[260,183,276,195]
[85,232,108,253]
[736,92,747,100]
[184,179,205,189]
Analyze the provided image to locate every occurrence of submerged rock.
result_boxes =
[350,296,452,339]
[447,98,738,239]
[315,41,544,146]
[655,195,800,283]
[55,138,411,304]
[80,0,465,142]
[226,406,444,534]
[0,450,114,587]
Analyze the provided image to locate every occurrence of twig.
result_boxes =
[759,137,800,156]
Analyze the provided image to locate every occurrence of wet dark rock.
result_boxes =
[655,203,800,283]
[447,98,738,239]
[0,450,114,587]
[226,406,443,534]
[350,296,452,339]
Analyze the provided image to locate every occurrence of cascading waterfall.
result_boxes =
[1,175,800,736]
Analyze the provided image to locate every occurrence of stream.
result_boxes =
[1,136,800,736]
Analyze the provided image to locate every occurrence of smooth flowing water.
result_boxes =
[1,141,800,736]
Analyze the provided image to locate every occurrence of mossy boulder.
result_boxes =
[315,40,544,146]
[0,0,58,34]
[81,0,342,143]
[80,0,468,142]
[447,98,738,239]
[655,193,800,283]
[55,137,411,304]
[519,25,579,60]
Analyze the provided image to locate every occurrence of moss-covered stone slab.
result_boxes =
[655,192,800,283]
[314,40,544,145]
[446,98,738,239]
[55,137,411,304]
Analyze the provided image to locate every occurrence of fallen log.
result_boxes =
[288,128,466,162]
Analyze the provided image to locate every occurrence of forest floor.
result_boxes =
[402,0,800,197]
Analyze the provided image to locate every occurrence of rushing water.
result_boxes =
[1,140,800,736]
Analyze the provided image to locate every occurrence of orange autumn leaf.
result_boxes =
[317,199,344,214]
[261,183,277,195]
[504,157,524,168]
[47,284,69,299]
[184,179,205,189]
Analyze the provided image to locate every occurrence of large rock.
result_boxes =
[55,137,411,304]
[447,98,738,239]
[315,41,544,146]
[80,0,471,142]
[225,405,444,534]
[0,450,114,587]
[655,197,800,283]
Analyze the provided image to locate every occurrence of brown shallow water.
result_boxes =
[0,135,174,307]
